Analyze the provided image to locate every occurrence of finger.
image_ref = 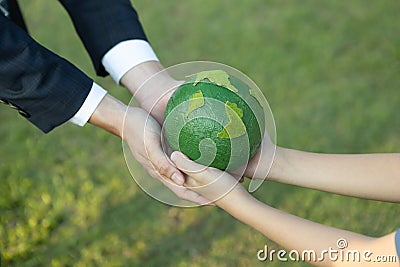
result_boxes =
[157,174,215,206]
[179,188,215,206]
[147,145,185,186]
[230,172,243,182]
[161,136,174,157]
[170,151,211,176]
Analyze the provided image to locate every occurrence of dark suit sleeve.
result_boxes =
[59,0,148,77]
[0,15,93,133]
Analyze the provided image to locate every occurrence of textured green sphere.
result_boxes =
[164,70,265,170]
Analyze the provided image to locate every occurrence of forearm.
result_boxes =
[59,0,148,77]
[268,147,400,202]
[120,61,178,102]
[221,196,396,266]
[88,62,173,135]
[120,61,180,122]
[172,151,398,266]
[120,61,166,94]
[88,94,127,137]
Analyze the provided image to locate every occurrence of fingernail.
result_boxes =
[171,172,184,185]
[170,151,178,163]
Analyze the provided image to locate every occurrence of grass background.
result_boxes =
[1,0,399,266]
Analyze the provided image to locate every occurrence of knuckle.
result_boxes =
[156,161,171,176]
[185,177,199,188]
[184,178,195,187]
[176,192,186,199]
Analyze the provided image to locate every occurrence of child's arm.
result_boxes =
[171,151,399,267]
[245,136,400,202]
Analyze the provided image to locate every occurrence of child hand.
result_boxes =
[171,151,250,206]
[244,134,276,180]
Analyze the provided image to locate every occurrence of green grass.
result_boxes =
[1,0,399,266]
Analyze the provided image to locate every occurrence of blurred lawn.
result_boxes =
[1,0,399,266]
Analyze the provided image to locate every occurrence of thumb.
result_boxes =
[170,151,208,176]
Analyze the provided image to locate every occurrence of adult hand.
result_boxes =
[89,94,210,205]
[123,107,211,205]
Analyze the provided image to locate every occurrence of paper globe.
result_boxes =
[164,70,265,170]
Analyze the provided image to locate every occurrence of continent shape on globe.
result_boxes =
[164,70,265,171]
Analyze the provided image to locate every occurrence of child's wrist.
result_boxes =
[216,186,252,210]
[220,192,260,222]
[267,146,289,182]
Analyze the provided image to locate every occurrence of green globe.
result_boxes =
[164,70,265,170]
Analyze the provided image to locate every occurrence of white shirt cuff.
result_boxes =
[69,83,107,127]
[102,40,159,84]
